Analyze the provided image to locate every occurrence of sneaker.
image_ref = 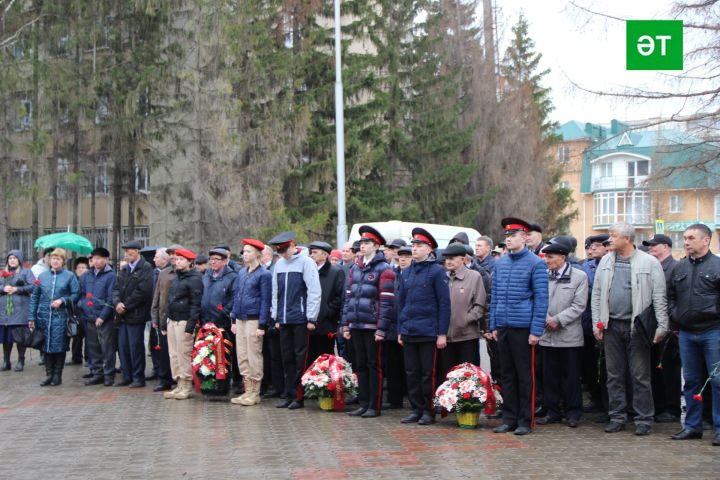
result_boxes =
[635,424,652,436]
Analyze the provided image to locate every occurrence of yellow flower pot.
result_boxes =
[318,397,335,411]
[457,411,480,429]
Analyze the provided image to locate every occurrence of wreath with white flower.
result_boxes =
[191,323,232,393]
[301,354,358,399]
[434,363,503,414]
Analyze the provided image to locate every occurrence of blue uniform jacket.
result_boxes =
[231,265,272,328]
[396,258,450,338]
[79,265,117,322]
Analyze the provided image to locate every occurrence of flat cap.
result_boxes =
[443,243,469,257]
[267,231,296,247]
[397,246,412,255]
[308,241,333,254]
[542,242,569,256]
[213,244,231,251]
[121,240,143,250]
[208,248,230,259]
[351,241,361,253]
[167,244,184,253]
[90,247,111,258]
[528,223,543,233]
[586,234,609,246]
[388,238,407,249]
[195,254,208,265]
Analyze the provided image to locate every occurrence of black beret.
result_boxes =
[90,247,111,258]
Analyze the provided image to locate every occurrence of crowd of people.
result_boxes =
[0,218,718,446]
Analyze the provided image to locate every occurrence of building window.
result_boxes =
[135,166,150,194]
[669,232,684,250]
[13,94,32,132]
[627,159,649,188]
[600,162,612,177]
[55,158,70,199]
[8,229,33,260]
[593,191,651,226]
[557,145,570,164]
[83,157,108,196]
[121,226,149,247]
[669,195,683,213]
[81,227,109,248]
[557,180,571,190]
[15,163,30,187]
[715,194,720,225]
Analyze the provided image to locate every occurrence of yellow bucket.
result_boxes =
[318,397,335,411]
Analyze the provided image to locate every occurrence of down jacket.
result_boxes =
[489,247,548,338]
[231,265,272,328]
[271,252,321,325]
[341,252,395,335]
[28,268,80,353]
[397,257,450,338]
[167,268,204,334]
[0,250,35,326]
[201,266,238,328]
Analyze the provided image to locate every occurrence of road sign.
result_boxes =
[655,219,665,234]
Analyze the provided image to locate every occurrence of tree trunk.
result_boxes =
[111,159,123,265]
[30,16,40,258]
[482,0,497,97]
[71,42,81,233]
[127,154,136,240]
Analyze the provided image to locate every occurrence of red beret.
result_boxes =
[242,238,265,252]
[174,248,196,261]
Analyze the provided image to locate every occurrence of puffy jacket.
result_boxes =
[272,252,321,325]
[316,261,345,336]
[668,251,720,332]
[539,265,587,348]
[231,265,272,328]
[489,247,548,338]
[201,266,238,328]
[28,268,80,353]
[112,256,154,325]
[167,268,204,334]
[79,265,116,322]
[341,252,395,335]
[397,257,450,338]
[0,250,35,326]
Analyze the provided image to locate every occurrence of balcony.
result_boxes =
[593,191,652,228]
[592,175,648,191]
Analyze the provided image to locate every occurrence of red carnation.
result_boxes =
[34,279,40,285]
[86,293,93,299]
[462,392,471,400]
[655,364,663,370]
[438,389,444,396]
[1,271,12,278]
[596,322,605,330]
[464,371,472,377]
[327,382,336,391]
[216,304,223,311]
[693,394,703,402]
[451,382,459,389]
[87,301,94,307]
[153,344,161,351]
[327,332,336,340]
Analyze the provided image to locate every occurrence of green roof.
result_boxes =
[579,127,720,192]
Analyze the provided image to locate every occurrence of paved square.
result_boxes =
[1,353,718,479]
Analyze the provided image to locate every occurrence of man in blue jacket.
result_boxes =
[397,227,451,426]
[269,231,321,409]
[490,217,549,436]
[80,247,117,387]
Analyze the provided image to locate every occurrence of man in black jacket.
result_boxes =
[668,224,720,446]
[307,241,345,362]
[112,240,154,388]
[643,234,681,423]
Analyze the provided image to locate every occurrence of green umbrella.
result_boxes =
[34,232,94,255]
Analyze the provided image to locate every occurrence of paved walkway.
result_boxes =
[0,352,718,479]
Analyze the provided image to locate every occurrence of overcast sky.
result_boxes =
[488,0,686,125]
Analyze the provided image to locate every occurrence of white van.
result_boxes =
[348,221,482,249]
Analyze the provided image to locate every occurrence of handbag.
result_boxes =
[634,304,658,348]
[66,301,80,337]
[14,326,45,350]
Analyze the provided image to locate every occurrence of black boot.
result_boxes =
[14,345,26,372]
[40,353,54,386]
[51,353,63,386]
[1,343,12,371]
